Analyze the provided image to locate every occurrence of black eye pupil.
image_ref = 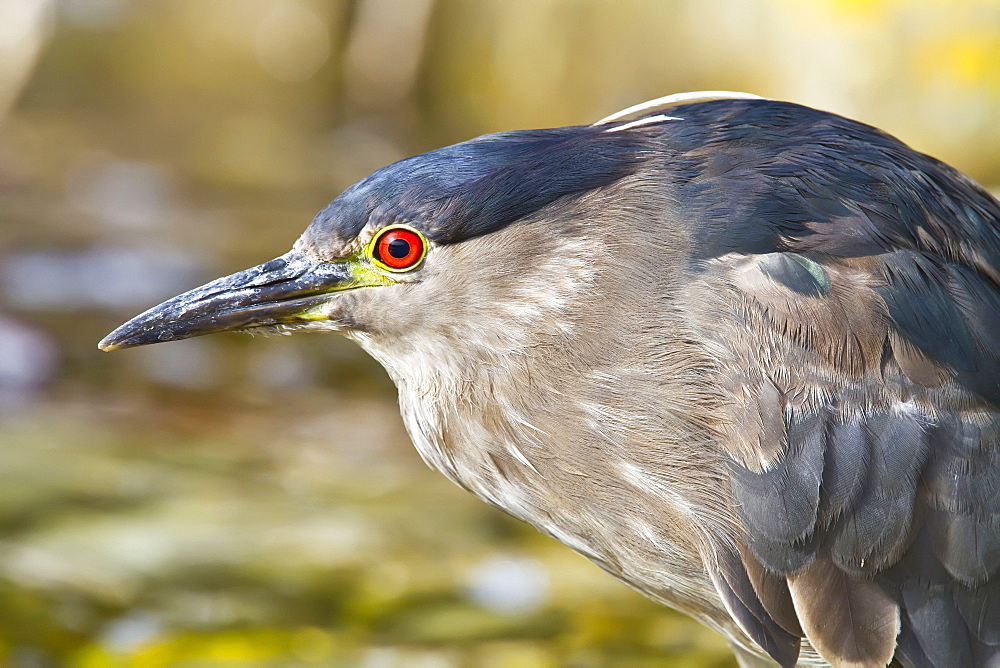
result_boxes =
[387,238,410,259]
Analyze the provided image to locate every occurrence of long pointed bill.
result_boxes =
[99,251,357,351]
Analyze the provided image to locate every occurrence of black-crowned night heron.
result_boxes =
[100,92,1000,667]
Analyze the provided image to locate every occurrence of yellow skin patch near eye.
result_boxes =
[296,232,424,320]
[295,226,428,321]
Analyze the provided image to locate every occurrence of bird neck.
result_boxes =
[352,216,742,626]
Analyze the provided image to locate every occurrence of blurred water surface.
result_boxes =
[1,1,999,665]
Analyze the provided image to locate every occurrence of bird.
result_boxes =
[100,91,1000,667]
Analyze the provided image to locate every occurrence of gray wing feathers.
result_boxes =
[955,583,1000,645]
[671,98,1000,665]
[728,410,825,573]
[925,416,1000,586]
[739,544,804,638]
[716,258,1000,665]
[902,576,976,667]
[828,408,932,575]
[728,395,1000,666]
[710,545,802,667]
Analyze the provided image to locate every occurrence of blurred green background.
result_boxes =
[1,1,999,666]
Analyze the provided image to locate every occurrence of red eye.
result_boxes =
[374,227,425,270]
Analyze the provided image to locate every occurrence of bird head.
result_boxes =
[98,125,648,361]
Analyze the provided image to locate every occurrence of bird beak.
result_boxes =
[98,251,359,351]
